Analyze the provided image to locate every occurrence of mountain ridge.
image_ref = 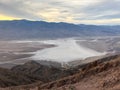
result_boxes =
[0,20,120,40]
[0,54,120,90]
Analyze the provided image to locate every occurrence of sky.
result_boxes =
[0,0,120,25]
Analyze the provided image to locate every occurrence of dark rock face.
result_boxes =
[0,67,42,87]
[0,60,78,87]
[11,60,78,83]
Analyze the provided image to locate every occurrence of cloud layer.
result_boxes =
[0,0,120,25]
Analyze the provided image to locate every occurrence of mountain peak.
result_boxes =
[0,20,120,40]
[24,60,40,66]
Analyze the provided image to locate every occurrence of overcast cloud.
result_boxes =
[0,0,120,25]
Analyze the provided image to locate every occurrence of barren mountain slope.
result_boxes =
[1,55,120,90]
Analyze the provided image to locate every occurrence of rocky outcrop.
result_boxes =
[0,67,43,88]
[11,60,78,83]
[1,54,120,90]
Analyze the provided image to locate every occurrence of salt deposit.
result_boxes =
[31,39,106,62]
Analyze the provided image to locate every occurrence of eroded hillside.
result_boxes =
[0,55,120,90]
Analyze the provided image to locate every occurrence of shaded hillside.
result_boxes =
[11,60,78,82]
[0,20,120,39]
[1,55,120,90]
[0,67,43,87]
[0,60,78,88]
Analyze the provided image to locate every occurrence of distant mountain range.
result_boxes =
[0,20,120,40]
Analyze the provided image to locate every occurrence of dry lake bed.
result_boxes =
[0,36,120,68]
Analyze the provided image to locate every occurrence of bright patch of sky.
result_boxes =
[0,0,120,25]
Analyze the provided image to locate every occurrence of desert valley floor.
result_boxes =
[0,36,120,68]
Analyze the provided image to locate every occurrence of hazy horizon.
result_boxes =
[0,19,120,26]
[0,0,120,25]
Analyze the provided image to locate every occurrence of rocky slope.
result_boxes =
[0,60,78,88]
[39,55,120,90]
[11,60,78,82]
[0,54,120,90]
[0,67,43,87]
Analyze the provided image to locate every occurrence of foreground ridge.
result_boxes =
[0,55,120,90]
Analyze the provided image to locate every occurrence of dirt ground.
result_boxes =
[0,40,54,68]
